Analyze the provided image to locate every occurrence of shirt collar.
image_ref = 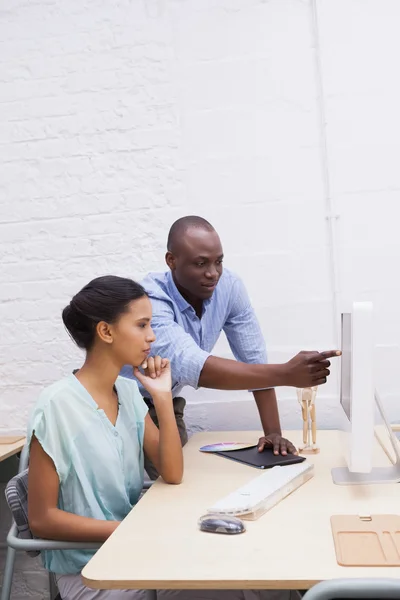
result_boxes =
[165,270,213,315]
[166,270,192,312]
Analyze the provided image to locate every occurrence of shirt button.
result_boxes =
[114,431,118,437]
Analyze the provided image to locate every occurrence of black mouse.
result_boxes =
[199,514,245,535]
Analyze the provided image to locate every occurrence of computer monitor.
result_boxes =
[332,301,400,485]
[340,302,375,473]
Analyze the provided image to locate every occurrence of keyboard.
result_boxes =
[207,461,314,520]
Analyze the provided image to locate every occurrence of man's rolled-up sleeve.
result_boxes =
[223,276,267,365]
[223,276,269,392]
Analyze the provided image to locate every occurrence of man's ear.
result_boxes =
[96,321,113,344]
[165,251,176,271]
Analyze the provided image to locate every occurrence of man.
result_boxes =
[122,216,340,479]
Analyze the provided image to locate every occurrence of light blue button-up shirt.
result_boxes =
[121,268,267,399]
[27,374,148,574]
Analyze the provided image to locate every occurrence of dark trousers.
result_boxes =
[143,396,188,480]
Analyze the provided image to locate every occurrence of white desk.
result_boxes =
[82,430,400,591]
[0,436,25,463]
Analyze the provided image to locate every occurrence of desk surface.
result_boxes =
[82,430,400,591]
[0,436,25,462]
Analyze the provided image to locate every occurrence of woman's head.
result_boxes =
[62,275,155,366]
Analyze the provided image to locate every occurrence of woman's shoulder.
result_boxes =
[29,375,85,429]
[33,376,75,409]
[27,376,80,450]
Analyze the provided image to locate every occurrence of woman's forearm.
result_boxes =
[152,392,183,484]
[29,508,119,542]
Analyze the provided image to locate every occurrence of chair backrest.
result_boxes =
[4,468,39,557]
[303,578,400,599]
[18,444,29,472]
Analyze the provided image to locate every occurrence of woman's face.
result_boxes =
[107,296,156,367]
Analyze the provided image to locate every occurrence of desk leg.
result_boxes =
[145,591,157,600]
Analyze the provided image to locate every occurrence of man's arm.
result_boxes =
[143,297,338,392]
[253,388,298,455]
[199,355,283,388]
[253,388,281,435]
[200,275,338,389]
[198,342,337,389]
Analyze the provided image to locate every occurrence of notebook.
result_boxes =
[213,445,306,469]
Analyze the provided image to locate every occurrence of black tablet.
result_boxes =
[214,445,306,469]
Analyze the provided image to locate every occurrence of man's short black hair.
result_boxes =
[167,216,215,253]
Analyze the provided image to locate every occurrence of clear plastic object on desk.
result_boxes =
[207,462,314,521]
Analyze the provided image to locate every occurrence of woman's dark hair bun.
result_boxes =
[62,275,147,351]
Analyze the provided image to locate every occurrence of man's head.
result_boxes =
[166,216,224,301]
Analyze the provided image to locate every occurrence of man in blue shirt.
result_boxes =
[122,216,340,479]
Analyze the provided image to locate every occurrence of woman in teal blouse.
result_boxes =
[27,275,183,597]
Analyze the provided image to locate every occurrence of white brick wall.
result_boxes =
[2,0,400,597]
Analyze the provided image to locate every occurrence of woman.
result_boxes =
[27,275,295,600]
[27,275,183,599]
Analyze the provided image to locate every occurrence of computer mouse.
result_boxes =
[198,514,246,535]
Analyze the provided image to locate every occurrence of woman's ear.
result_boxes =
[96,321,113,344]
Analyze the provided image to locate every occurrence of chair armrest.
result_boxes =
[18,446,29,472]
[6,522,101,552]
[6,476,152,553]
[303,578,400,599]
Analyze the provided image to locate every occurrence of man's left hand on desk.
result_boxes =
[257,433,298,456]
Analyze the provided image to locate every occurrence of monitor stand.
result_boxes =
[331,390,400,485]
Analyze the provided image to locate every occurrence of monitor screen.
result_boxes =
[340,312,352,420]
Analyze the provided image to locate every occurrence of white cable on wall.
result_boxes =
[310,0,341,347]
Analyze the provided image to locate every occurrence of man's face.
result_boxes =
[167,228,224,300]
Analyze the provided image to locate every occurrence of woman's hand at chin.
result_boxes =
[133,356,172,397]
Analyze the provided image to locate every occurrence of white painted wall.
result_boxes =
[1,0,400,596]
